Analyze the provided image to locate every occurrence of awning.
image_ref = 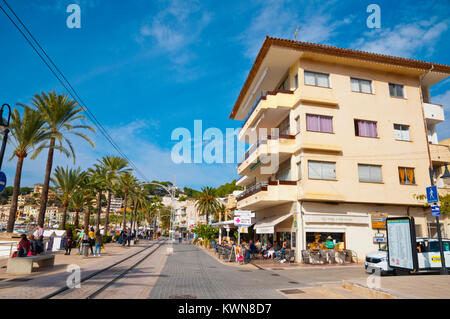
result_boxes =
[211,220,236,228]
[254,212,293,234]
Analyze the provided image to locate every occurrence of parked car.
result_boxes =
[365,238,450,276]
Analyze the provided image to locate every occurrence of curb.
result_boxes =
[342,281,398,299]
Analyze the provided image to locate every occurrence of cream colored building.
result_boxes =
[231,37,450,262]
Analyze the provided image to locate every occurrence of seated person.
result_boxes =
[28,234,41,256]
[273,241,281,251]
[11,234,30,258]
[246,240,258,260]
[325,236,335,249]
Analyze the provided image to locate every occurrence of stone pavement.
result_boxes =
[344,273,450,299]
[0,239,160,299]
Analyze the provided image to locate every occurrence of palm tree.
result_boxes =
[21,90,95,228]
[215,203,226,223]
[195,187,219,225]
[95,156,131,234]
[118,172,137,231]
[6,107,52,233]
[130,185,150,233]
[70,188,86,229]
[87,166,108,229]
[51,166,86,230]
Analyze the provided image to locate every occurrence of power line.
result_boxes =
[0,0,149,181]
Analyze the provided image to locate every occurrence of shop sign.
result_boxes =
[234,210,254,217]
[255,226,274,234]
[234,216,252,226]
[304,214,368,224]
[373,237,387,243]
[239,226,248,233]
[371,213,387,229]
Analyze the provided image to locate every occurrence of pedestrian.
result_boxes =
[11,234,30,258]
[89,227,95,255]
[81,227,90,257]
[65,228,74,255]
[77,228,85,254]
[122,229,128,246]
[94,229,102,257]
[126,228,132,246]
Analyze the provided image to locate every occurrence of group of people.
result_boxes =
[76,227,103,256]
[218,238,289,263]
[10,225,45,258]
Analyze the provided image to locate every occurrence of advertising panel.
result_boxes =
[386,217,418,271]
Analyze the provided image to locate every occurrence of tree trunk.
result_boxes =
[74,210,80,229]
[122,191,128,231]
[6,156,25,233]
[96,190,102,229]
[132,203,138,233]
[37,137,55,228]
[104,191,111,235]
[84,206,90,230]
[61,202,68,230]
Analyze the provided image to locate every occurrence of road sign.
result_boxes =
[371,213,387,229]
[238,226,248,233]
[431,205,441,217]
[234,216,252,226]
[0,171,6,193]
[426,185,439,204]
[373,237,387,243]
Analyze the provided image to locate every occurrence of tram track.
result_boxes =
[41,239,167,299]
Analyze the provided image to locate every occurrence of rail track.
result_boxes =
[41,238,167,299]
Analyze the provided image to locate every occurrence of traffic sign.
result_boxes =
[0,171,6,193]
[426,186,439,204]
[373,237,387,243]
[431,205,441,217]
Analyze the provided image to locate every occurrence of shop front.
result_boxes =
[254,212,295,249]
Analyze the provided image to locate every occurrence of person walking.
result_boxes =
[65,228,74,255]
[94,229,102,257]
[88,227,95,255]
[77,228,85,255]
[126,228,132,247]
[81,227,90,257]
[122,229,128,247]
[178,231,182,244]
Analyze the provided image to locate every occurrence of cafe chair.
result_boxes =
[319,249,329,264]
[287,250,295,264]
[328,249,337,264]
[301,250,311,264]
[336,250,346,264]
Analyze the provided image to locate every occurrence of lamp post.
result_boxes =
[0,104,11,170]
[429,164,450,275]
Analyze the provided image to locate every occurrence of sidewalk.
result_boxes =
[344,273,450,299]
[0,240,154,299]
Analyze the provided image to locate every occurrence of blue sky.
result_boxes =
[0,0,449,190]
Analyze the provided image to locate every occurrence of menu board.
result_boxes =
[386,218,417,270]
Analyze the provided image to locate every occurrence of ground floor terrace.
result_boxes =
[226,201,450,263]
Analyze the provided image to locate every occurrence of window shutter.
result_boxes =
[304,72,315,86]
[322,162,336,180]
[308,161,322,179]
[317,73,329,87]
[360,80,372,93]
[358,165,370,182]
[351,78,360,92]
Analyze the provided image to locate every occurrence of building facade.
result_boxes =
[231,37,450,262]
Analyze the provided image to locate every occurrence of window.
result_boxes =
[278,75,290,90]
[297,162,302,180]
[308,161,336,180]
[276,159,291,181]
[304,71,330,88]
[278,116,290,135]
[293,73,298,90]
[427,223,447,240]
[295,116,301,134]
[389,83,404,98]
[351,78,373,94]
[306,114,333,133]
[394,124,410,141]
[354,120,378,138]
[358,164,382,183]
[398,167,415,185]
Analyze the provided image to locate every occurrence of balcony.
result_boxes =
[430,143,450,164]
[239,90,296,141]
[238,135,296,176]
[296,130,342,153]
[424,102,444,124]
[236,180,297,210]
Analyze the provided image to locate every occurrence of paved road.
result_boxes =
[148,243,368,299]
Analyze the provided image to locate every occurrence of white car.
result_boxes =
[365,249,392,275]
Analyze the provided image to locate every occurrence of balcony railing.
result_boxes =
[238,134,295,165]
[241,90,294,128]
[237,182,268,201]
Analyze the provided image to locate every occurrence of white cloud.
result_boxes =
[434,89,450,140]
[353,18,449,57]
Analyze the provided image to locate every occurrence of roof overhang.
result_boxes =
[230,36,450,120]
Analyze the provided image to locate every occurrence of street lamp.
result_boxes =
[0,104,11,170]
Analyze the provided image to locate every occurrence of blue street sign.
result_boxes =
[0,171,6,193]
[426,186,439,204]
[431,205,441,217]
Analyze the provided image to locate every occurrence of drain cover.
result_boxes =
[271,268,284,270]
[169,295,197,299]
[280,289,304,294]
[271,274,280,277]
[289,281,300,284]
[238,270,252,272]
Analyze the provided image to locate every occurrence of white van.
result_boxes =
[365,238,450,275]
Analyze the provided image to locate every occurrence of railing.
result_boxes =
[0,242,16,258]
[237,182,268,201]
[238,134,295,165]
[241,90,294,128]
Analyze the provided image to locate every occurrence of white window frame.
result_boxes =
[394,124,411,141]
[350,77,373,94]
[292,73,299,90]
[358,164,383,183]
[304,71,330,88]
[308,161,337,180]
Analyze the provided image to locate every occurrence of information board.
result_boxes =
[386,217,418,271]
